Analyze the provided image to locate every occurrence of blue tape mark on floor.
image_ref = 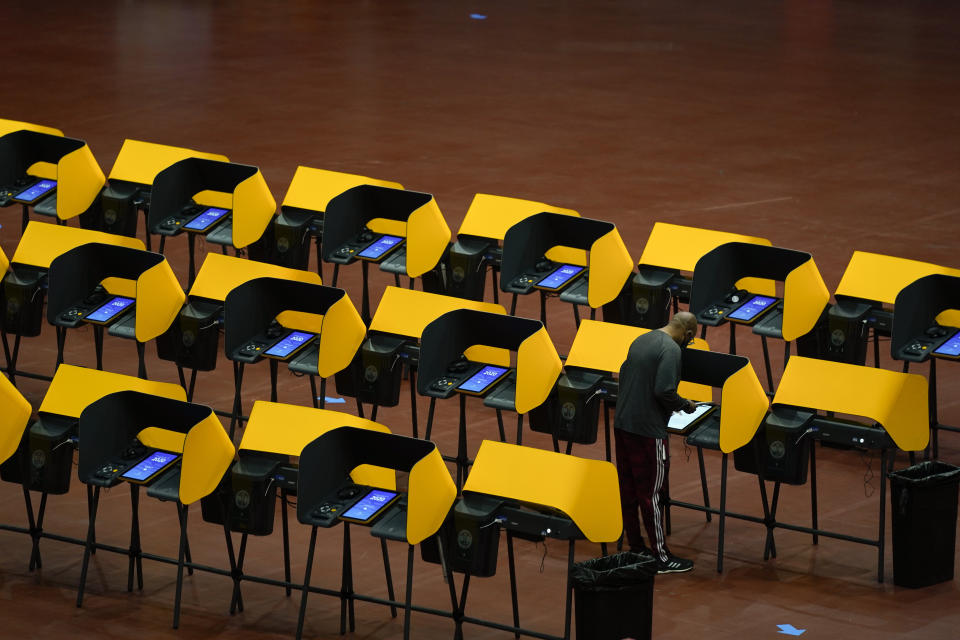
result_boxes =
[322,396,347,404]
[470,13,487,20]
[777,624,805,636]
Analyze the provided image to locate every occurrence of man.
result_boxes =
[614,311,698,574]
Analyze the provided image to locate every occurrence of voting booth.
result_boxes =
[76,391,234,627]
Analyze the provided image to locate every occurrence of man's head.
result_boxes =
[663,311,698,347]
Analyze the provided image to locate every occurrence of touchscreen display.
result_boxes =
[119,450,180,483]
[184,206,229,231]
[536,264,584,291]
[85,296,135,324]
[358,235,402,259]
[667,404,717,433]
[264,330,315,358]
[13,179,57,203]
[933,330,960,357]
[727,295,777,322]
[340,489,399,522]
[456,365,509,394]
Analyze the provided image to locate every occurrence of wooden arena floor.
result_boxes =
[2,1,960,638]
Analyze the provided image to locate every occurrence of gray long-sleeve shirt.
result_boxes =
[613,330,688,439]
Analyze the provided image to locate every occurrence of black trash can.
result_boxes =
[889,461,960,588]
[571,552,657,640]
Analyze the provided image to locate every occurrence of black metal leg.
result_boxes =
[496,409,506,442]
[231,533,249,614]
[332,263,340,288]
[696,446,712,522]
[572,303,580,328]
[509,293,518,316]
[764,482,781,561]
[172,503,189,629]
[394,272,401,287]
[539,290,547,326]
[515,413,523,446]
[563,540,575,640]
[269,358,279,402]
[128,484,141,592]
[77,486,101,608]
[296,526,318,640]
[873,328,881,368]
[22,484,41,571]
[309,375,319,408]
[93,325,104,370]
[409,367,419,438]
[187,232,197,288]
[21,203,29,235]
[424,397,437,441]
[491,268,499,304]
[456,394,468,490]
[319,377,327,409]
[341,523,355,634]
[403,544,415,640]
[282,492,292,596]
[158,234,166,254]
[225,526,244,615]
[229,361,245,440]
[878,448,888,583]
[718,454,728,573]
[361,260,371,325]
[380,538,398,618]
[507,533,520,640]
[728,322,736,355]
[371,404,379,422]
[810,442,819,545]
[760,335,774,392]
[136,341,148,379]
[603,401,612,462]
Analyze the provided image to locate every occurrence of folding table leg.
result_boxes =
[507,533,520,639]
[229,361,245,440]
[563,540,576,640]
[282,494,292,596]
[340,524,355,634]
[172,503,190,629]
[76,486,101,608]
[403,544,415,640]
[380,538,398,618]
[128,484,142,592]
[296,526,318,640]
[424,397,437,441]
[810,442,819,545]
[696,446,712,522]
[717,454,728,573]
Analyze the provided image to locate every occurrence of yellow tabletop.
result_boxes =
[188,253,322,301]
[638,222,772,272]
[12,222,144,269]
[457,193,579,239]
[836,250,960,305]
[772,356,928,451]
[464,440,622,543]
[39,365,186,418]
[282,166,403,211]
[369,286,505,337]
[108,139,229,185]
[564,319,712,402]
[0,118,62,138]
[239,401,395,490]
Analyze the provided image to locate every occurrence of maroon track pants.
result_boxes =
[614,428,670,562]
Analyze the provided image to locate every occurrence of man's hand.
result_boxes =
[682,400,697,414]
